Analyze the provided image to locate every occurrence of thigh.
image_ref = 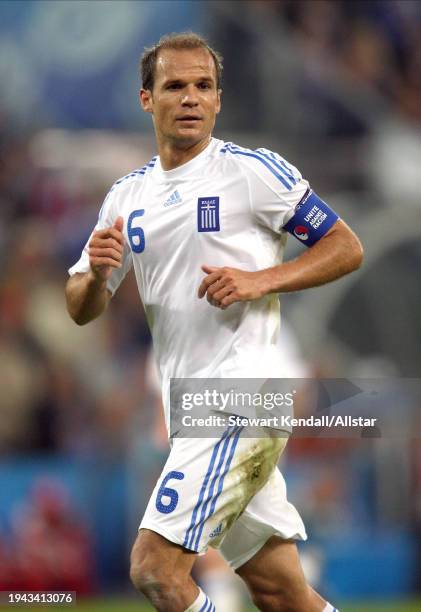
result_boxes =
[139,425,243,554]
[218,466,306,570]
[139,426,284,556]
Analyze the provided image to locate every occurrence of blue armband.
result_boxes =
[283,190,339,247]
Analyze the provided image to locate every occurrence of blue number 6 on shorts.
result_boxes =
[155,471,185,514]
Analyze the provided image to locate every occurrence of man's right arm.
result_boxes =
[65,271,112,325]
[65,216,124,325]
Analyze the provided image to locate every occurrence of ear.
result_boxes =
[140,88,153,114]
[216,88,222,115]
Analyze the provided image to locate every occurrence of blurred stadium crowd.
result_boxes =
[0,136,151,455]
[271,0,421,124]
[0,0,420,604]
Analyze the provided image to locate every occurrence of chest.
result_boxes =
[122,172,251,263]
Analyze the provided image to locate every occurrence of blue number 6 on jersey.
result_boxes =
[127,209,145,253]
[155,471,185,514]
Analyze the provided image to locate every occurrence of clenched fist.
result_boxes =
[88,216,125,282]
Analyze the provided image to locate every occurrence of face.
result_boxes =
[140,47,221,149]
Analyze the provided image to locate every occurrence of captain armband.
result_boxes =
[283,190,339,247]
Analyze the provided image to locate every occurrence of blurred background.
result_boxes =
[0,1,420,610]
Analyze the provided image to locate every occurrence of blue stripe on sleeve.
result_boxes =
[113,155,156,188]
[199,596,209,612]
[221,144,293,190]
[259,149,297,185]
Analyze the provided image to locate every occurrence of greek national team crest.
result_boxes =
[198,197,220,232]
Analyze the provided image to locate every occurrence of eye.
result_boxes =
[167,83,182,90]
[198,82,211,90]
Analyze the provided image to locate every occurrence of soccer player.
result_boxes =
[66,33,363,612]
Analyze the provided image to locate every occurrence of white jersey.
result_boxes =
[69,138,309,429]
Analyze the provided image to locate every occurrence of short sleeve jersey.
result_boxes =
[69,139,318,428]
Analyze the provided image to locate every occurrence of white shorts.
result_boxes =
[139,425,307,570]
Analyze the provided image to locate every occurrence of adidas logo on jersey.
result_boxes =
[164,190,182,207]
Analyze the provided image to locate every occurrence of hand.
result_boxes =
[198,264,272,309]
[88,216,125,282]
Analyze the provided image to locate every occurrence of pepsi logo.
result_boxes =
[294,225,309,241]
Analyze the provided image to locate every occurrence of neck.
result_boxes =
[157,135,212,170]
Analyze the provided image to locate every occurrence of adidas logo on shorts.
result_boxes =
[209,522,223,538]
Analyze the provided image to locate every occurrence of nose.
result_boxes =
[181,85,199,107]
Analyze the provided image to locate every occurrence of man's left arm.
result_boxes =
[198,219,363,309]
